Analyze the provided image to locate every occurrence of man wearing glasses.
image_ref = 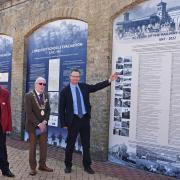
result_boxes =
[24,77,53,175]
[59,69,117,174]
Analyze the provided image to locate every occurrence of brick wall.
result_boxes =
[0,0,145,161]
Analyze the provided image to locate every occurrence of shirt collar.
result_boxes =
[35,89,41,96]
[70,83,78,88]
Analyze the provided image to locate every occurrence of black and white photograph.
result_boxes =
[116,63,124,69]
[114,108,121,116]
[113,122,122,135]
[122,100,131,108]
[48,115,59,127]
[123,68,132,76]
[123,82,131,87]
[123,77,132,83]
[116,71,124,76]
[114,122,122,129]
[116,91,123,99]
[116,76,122,83]
[122,121,129,128]
[120,128,129,137]
[123,90,131,100]
[115,0,180,41]
[115,93,123,97]
[113,128,121,135]
[114,97,122,107]
[114,116,122,122]
[48,91,59,113]
[117,57,123,63]
[122,108,130,119]
[124,57,132,63]
[117,69,123,75]
[123,88,131,93]
[124,63,132,69]
[115,84,123,91]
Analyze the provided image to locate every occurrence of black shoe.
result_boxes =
[84,167,95,174]
[2,169,15,177]
[64,166,71,173]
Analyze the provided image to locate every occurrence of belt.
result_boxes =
[74,113,88,119]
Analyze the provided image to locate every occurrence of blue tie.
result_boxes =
[76,87,83,118]
[39,94,44,105]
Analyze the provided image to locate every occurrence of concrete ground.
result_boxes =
[0,136,176,180]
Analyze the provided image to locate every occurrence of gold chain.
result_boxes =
[31,91,48,110]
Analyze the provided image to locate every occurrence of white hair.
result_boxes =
[34,77,46,85]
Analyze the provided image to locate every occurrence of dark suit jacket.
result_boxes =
[59,80,110,128]
[24,90,50,133]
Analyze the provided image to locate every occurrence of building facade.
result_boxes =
[0,0,146,161]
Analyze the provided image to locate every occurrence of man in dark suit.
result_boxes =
[59,69,117,174]
[0,85,15,177]
[24,77,53,175]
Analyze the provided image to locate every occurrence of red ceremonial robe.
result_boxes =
[0,86,12,132]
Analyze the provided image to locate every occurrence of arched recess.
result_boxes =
[24,19,88,150]
[0,34,13,91]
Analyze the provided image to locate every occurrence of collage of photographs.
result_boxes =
[113,56,132,137]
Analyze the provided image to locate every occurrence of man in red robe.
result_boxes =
[0,85,15,177]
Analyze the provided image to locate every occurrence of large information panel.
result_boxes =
[25,19,88,151]
[0,35,13,91]
[109,0,180,178]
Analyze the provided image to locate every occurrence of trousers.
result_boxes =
[28,132,47,170]
[65,114,91,168]
[0,123,9,173]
